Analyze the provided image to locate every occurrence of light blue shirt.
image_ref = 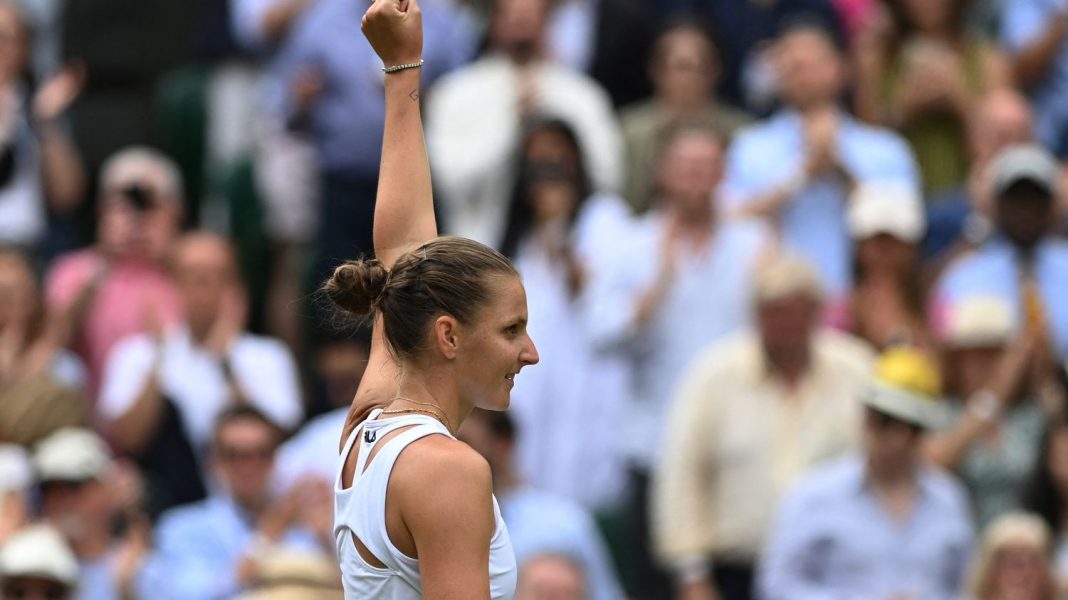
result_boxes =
[1001,0,1068,153]
[759,455,974,600]
[273,407,348,492]
[500,486,625,600]
[148,495,321,600]
[720,110,919,295]
[74,550,152,600]
[935,237,1068,358]
[271,0,472,176]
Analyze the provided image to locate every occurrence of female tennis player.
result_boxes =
[329,0,539,598]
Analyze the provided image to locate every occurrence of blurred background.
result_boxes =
[3,0,1068,598]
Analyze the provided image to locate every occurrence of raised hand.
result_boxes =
[361,0,423,67]
[32,63,86,124]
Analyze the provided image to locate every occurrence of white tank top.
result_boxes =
[334,409,518,599]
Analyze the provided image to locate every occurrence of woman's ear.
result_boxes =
[433,315,461,360]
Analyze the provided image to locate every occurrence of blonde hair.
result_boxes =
[969,512,1055,600]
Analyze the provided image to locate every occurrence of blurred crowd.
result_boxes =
[3,0,1068,599]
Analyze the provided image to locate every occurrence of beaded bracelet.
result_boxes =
[382,59,424,73]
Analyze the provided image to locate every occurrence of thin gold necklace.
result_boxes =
[379,408,452,432]
[382,396,453,432]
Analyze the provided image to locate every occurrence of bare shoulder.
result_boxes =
[394,435,492,491]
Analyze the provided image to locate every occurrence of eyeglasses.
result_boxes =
[2,580,70,600]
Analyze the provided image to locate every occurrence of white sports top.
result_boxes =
[334,409,518,599]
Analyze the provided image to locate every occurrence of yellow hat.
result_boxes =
[864,347,943,428]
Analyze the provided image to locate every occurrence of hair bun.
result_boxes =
[324,259,389,317]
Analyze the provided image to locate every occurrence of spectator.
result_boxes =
[1001,0,1068,156]
[427,0,623,245]
[838,181,932,350]
[499,117,631,509]
[596,124,770,472]
[0,0,85,251]
[969,512,1058,600]
[934,144,1068,359]
[928,297,1058,528]
[924,88,1034,264]
[545,0,655,107]
[273,332,370,492]
[620,19,751,213]
[44,147,184,395]
[32,428,151,600]
[458,409,624,600]
[722,21,919,300]
[589,123,769,597]
[759,347,975,600]
[652,253,874,600]
[515,553,588,600]
[661,0,843,113]
[229,0,322,353]
[151,406,330,600]
[852,0,1009,193]
[0,445,30,545]
[1021,419,1068,587]
[0,248,87,447]
[99,232,302,513]
[0,525,78,600]
[275,0,470,276]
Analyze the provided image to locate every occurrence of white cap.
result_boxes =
[847,181,926,242]
[33,428,111,483]
[752,252,824,304]
[0,445,31,494]
[944,296,1016,349]
[992,144,1059,197]
[0,525,79,588]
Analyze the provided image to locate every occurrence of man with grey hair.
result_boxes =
[652,253,875,600]
[44,146,184,395]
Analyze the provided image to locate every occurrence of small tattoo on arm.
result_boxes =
[409,89,420,102]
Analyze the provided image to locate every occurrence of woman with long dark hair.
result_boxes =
[853,0,1009,193]
[498,116,631,510]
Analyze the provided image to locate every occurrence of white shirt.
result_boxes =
[590,212,770,467]
[508,194,632,509]
[427,54,623,246]
[0,113,45,246]
[99,326,303,451]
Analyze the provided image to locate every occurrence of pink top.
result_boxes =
[46,249,182,400]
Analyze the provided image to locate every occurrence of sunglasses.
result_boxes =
[867,410,922,435]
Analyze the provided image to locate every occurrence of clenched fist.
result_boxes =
[361,0,423,67]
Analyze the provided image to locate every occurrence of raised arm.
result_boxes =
[362,0,436,267]
[339,0,438,444]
